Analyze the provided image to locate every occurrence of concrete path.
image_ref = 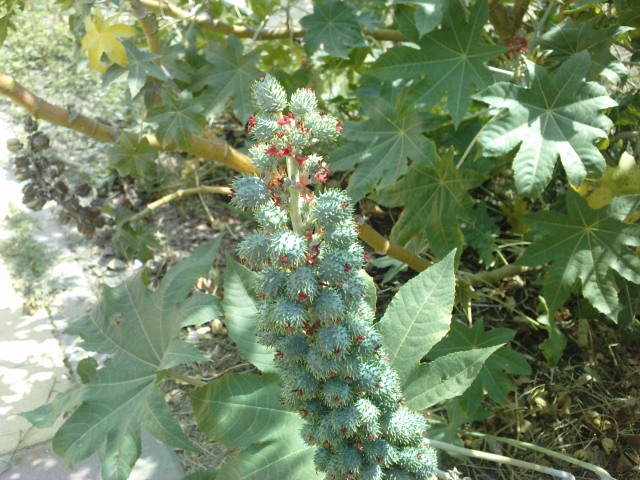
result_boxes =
[0,116,184,479]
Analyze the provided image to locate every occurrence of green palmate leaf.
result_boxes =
[123,41,165,97]
[475,51,617,197]
[223,257,276,374]
[372,0,505,126]
[300,0,367,59]
[191,373,318,480]
[147,92,206,151]
[373,153,485,255]
[192,36,261,123]
[378,250,456,384]
[462,203,500,267]
[108,135,158,178]
[403,345,503,411]
[22,238,223,480]
[519,191,640,320]
[537,19,631,83]
[331,92,435,201]
[394,0,443,38]
[427,320,531,405]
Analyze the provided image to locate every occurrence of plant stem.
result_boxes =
[286,156,304,235]
[127,186,232,224]
[167,370,207,388]
[426,438,577,480]
[129,0,161,56]
[461,431,617,480]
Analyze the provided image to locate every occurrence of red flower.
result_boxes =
[278,114,294,126]
[295,154,307,167]
[301,192,316,204]
[316,170,329,183]
[248,115,257,132]
[335,121,343,133]
[266,144,278,157]
[281,145,294,157]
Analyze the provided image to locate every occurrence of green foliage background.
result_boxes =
[2,0,639,478]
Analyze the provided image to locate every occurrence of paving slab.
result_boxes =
[0,116,184,479]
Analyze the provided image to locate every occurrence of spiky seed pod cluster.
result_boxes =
[233,76,437,479]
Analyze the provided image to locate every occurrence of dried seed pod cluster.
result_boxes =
[232,76,437,479]
[8,118,111,237]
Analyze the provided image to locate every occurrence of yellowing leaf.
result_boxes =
[81,12,136,73]
[576,152,640,209]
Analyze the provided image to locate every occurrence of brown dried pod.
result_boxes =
[24,196,47,211]
[30,133,51,152]
[65,196,81,214]
[94,215,107,228]
[6,138,23,152]
[45,164,62,180]
[25,117,38,132]
[53,179,69,199]
[15,170,32,182]
[14,155,30,171]
[75,183,92,197]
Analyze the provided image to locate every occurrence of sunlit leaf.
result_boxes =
[576,152,640,209]
[300,0,367,59]
[372,0,505,126]
[475,51,616,197]
[519,190,640,320]
[378,250,456,384]
[427,320,531,405]
[332,92,435,201]
[373,154,485,256]
[192,374,318,480]
[22,239,223,480]
[223,258,276,374]
[538,19,631,83]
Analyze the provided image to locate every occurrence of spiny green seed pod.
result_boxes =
[251,75,287,113]
[289,88,318,117]
[231,175,271,210]
[235,75,437,479]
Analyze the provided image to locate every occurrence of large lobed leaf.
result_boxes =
[537,18,631,84]
[22,238,224,480]
[331,91,435,202]
[373,153,485,255]
[191,36,262,123]
[519,190,640,320]
[300,0,367,59]
[108,135,158,179]
[378,250,456,384]
[191,374,318,480]
[372,0,505,127]
[427,320,531,406]
[146,91,207,151]
[223,257,276,374]
[475,51,617,197]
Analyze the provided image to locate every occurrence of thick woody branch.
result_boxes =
[129,0,161,56]
[0,72,524,286]
[139,0,408,42]
[0,72,253,173]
